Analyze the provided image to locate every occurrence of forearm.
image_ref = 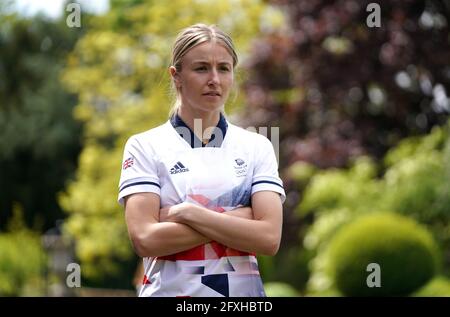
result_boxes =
[140,206,253,257]
[138,222,209,257]
[182,206,279,255]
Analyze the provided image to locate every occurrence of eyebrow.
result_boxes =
[191,60,232,66]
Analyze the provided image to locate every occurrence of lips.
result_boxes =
[203,91,221,96]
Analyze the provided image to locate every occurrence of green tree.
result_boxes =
[0,204,46,296]
[243,0,450,167]
[60,0,285,287]
[0,11,83,231]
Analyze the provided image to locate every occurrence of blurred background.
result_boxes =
[0,0,449,297]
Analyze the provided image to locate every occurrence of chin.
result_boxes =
[198,103,224,113]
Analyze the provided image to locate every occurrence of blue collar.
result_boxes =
[170,112,228,148]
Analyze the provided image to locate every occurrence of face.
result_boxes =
[171,41,234,115]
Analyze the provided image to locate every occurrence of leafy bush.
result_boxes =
[412,276,450,297]
[257,255,275,281]
[0,230,46,296]
[264,282,299,297]
[299,156,380,216]
[327,213,440,296]
[258,247,312,292]
[300,123,450,295]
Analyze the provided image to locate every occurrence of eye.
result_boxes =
[219,66,230,72]
[195,66,207,72]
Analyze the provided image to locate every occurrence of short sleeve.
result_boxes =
[118,136,160,206]
[251,135,286,204]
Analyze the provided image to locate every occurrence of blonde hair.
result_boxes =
[169,23,238,116]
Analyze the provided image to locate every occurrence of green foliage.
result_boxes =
[60,0,286,285]
[300,123,450,295]
[384,125,447,167]
[0,231,46,296]
[382,151,445,221]
[299,156,380,216]
[412,276,450,297]
[257,255,275,282]
[303,208,353,251]
[60,144,133,280]
[259,247,311,292]
[287,161,317,185]
[379,126,450,262]
[327,213,439,296]
[381,125,450,223]
[264,282,299,297]
[0,206,46,296]
[0,13,82,230]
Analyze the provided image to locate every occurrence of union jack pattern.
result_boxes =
[122,157,134,170]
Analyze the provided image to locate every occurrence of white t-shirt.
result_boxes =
[118,117,285,297]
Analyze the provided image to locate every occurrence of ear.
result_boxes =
[169,66,181,88]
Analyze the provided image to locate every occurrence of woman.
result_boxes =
[118,24,285,297]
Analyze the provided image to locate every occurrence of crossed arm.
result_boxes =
[124,191,283,258]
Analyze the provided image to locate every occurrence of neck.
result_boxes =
[177,106,221,143]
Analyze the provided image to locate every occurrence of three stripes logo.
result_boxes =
[170,161,189,174]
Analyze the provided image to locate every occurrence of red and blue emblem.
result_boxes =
[122,157,134,170]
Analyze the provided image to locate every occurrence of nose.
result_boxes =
[208,68,220,86]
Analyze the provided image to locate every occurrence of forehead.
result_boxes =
[183,41,233,63]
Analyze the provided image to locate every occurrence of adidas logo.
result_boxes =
[170,161,190,174]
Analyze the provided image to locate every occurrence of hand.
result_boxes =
[159,202,196,223]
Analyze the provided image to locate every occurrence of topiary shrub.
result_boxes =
[412,276,450,297]
[264,282,299,297]
[326,213,440,296]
